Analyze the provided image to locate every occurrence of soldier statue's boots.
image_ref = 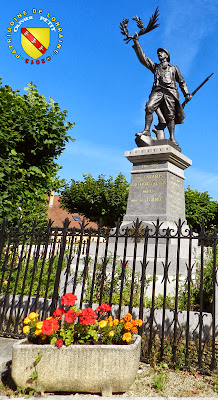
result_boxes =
[152,122,166,135]
[136,113,153,137]
[135,129,151,137]
[170,137,179,146]
[167,120,179,146]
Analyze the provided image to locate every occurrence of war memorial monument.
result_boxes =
[120,8,213,230]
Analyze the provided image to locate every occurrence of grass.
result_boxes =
[153,368,167,392]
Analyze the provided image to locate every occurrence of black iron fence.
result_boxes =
[0,218,217,370]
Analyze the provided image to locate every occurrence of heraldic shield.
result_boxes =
[21,28,50,59]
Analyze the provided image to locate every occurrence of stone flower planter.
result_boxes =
[12,335,141,396]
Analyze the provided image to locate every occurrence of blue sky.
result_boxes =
[2,0,218,200]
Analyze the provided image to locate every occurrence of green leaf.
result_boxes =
[0,80,75,227]
[50,337,57,346]
[30,370,38,380]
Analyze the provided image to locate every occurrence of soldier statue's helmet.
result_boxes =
[157,48,170,62]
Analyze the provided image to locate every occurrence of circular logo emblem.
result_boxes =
[6,8,63,64]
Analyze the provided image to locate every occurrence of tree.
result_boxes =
[0,81,74,226]
[185,186,218,232]
[60,173,129,226]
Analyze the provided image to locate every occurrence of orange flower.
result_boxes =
[131,326,138,333]
[108,316,113,321]
[113,318,119,326]
[122,332,132,342]
[132,319,143,327]
[120,319,124,323]
[124,312,132,322]
[124,321,132,330]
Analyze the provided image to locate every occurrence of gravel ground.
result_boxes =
[121,363,218,398]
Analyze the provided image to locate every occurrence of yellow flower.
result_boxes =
[108,316,113,321]
[120,319,124,323]
[122,332,132,343]
[23,317,31,325]
[109,330,115,337]
[36,321,43,330]
[124,313,132,322]
[99,320,107,328]
[28,312,39,321]
[113,319,119,326]
[35,329,42,336]
[46,316,53,320]
[23,325,30,334]
[108,321,113,327]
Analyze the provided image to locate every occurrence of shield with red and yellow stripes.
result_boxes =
[21,28,50,59]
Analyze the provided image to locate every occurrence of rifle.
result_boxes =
[182,73,214,108]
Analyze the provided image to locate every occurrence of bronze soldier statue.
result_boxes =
[120,9,213,149]
[132,32,192,145]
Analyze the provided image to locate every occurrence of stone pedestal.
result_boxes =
[122,144,192,228]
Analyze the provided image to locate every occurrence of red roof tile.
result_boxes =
[47,195,98,230]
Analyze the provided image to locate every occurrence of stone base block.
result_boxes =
[123,144,192,225]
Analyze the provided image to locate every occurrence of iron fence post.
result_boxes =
[50,218,70,314]
[211,227,217,369]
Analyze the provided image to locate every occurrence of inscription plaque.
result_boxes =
[122,145,192,226]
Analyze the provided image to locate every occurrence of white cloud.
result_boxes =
[65,140,125,163]
[185,167,218,201]
[57,140,132,182]
[163,0,218,74]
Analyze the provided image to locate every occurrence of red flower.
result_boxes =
[79,307,97,325]
[53,308,65,320]
[55,339,63,348]
[42,318,59,335]
[65,308,81,323]
[61,293,77,306]
[96,303,111,313]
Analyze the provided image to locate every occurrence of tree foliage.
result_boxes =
[185,185,218,232]
[0,81,74,226]
[60,173,129,226]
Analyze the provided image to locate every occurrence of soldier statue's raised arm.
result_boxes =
[132,32,192,146]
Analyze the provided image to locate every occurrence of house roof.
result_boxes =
[47,194,98,230]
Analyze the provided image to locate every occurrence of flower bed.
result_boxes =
[12,335,141,395]
[12,293,142,395]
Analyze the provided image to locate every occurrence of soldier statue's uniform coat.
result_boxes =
[132,41,190,125]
